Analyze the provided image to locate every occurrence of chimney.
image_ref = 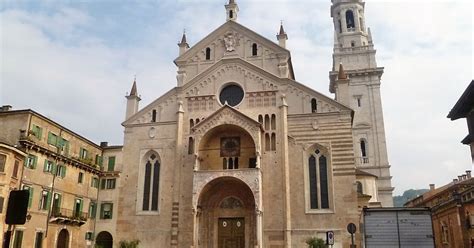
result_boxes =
[458,175,463,181]
[429,184,435,191]
[100,142,108,148]
[453,178,459,183]
[466,170,471,178]
[462,174,467,180]
[0,105,12,111]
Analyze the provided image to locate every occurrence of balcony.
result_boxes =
[49,208,88,226]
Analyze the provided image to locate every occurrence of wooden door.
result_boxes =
[218,218,245,248]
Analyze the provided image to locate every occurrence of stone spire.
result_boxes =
[225,0,239,22]
[276,22,288,48]
[337,63,347,80]
[125,77,141,120]
[178,30,189,56]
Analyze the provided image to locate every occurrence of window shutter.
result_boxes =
[32,156,37,169]
[47,132,53,144]
[61,166,66,178]
[100,203,104,219]
[100,179,106,189]
[38,127,43,139]
[43,160,49,172]
[79,199,83,214]
[46,191,52,210]
[107,157,116,171]
[98,156,103,167]
[28,187,34,208]
[51,163,57,175]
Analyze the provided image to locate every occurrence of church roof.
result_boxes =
[447,80,474,120]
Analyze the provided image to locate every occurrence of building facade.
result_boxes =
[115,0,393,247]
[0,109,120,248]
[405,172,474,248]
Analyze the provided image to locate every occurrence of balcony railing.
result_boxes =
[50,207,88,226]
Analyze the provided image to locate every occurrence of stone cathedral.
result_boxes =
[116,0,393,247]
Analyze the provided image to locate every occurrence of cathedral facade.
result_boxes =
[116,0,393,247]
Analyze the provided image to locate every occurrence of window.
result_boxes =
[190,119,194,128]
[107,156,116,171]
[252,43,258,56]
[360,139,367,158]
[43,159,54,173]
[142,152,160,211]
[73,198,83,218]
[12,160,19,178]
[188,137,194,155]
[205,47,211,60]
[229,10,233,19]
[0,197,4,213]
[357,97,361,107]
[271,133,276,151]
[23,185,33,208]
[0,154,5,172]
[311,98,318,113]
[25,154,37,169]
[51,193,61,216]
[55,165,66,178]
[91,177,99,188]
[31,124,43,139]
[12,230,23,248]
[34,232,43,248]
[219,84,244,107]
[308,148,330,210]
[151,109,157,122]
[79,148,88,159]
[85,232,94,241]
[89,201,97,219]
[47,132,58,146]
[265,133,270,151]
[351,41,355,47]
[101,178,116,189]
[100,203,113,219]
[58,138,69,156]
[346,10,355,29]
[78,172,84,183]
[271,114,276,130]
[356,181,363,194]
[39,190,50,210]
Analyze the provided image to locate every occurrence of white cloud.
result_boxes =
[1,0,472,196]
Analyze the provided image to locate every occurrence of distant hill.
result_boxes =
[393,189,429,207]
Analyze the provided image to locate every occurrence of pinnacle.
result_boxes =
[130,79,138,96]
[337,63,348,80]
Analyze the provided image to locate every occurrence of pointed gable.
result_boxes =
[174,21,294,83]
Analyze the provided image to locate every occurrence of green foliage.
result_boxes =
[393,188,429,207]
[306,237,327,248]
[119,240,140,248]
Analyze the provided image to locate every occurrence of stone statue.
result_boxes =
[224,32,236,52]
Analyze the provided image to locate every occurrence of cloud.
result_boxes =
[1,0,472,196]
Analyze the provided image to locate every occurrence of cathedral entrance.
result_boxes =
[218,218,245,248]
[196,177,256,248]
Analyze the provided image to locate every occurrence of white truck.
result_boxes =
[362,207,435,248]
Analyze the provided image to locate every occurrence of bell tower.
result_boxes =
[330,0,394,206]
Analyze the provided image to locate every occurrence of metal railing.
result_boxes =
[51,207,88,222]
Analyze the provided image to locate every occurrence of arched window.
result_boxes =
[142,152,160,211]
[346,10,355,29]
[258,115,263,125]
[360,139,367,157]
[308,148,330,209]
[271,114,276,130]
[356,181,363,194]
[188,137,194,155]
[252,43,258,56]
[205,47,211,60]
[265,133,270,151]
[151,109,157,122]
[196,118,200,124]
[271,133,276,151]
[223,158,227,170]
[264,114,270,130]
[229,10,233,19]
[190,119,194,128]
[351,41,356,47]
[311,98,318,113]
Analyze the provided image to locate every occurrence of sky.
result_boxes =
[0,0,472,195]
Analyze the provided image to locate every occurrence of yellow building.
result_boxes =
[0,108,116,248]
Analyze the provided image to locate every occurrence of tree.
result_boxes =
[306,237,327,248]
[119,240,140,248]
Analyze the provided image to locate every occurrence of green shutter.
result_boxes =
[46,191,52,210]
[47,132,53,145]
[51,163,57,175]
[61,166,66,178]
[32,156,37,169]
[109,203,113,219]
[28,187,33,208]
[107,157,116,171]
[38,127,43,139]
[64,141,70,156]
[43,160,50,172]
[79,199,83,214]
[98,156,103,167]
[100,203,104,219]
[100,179,106,189]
